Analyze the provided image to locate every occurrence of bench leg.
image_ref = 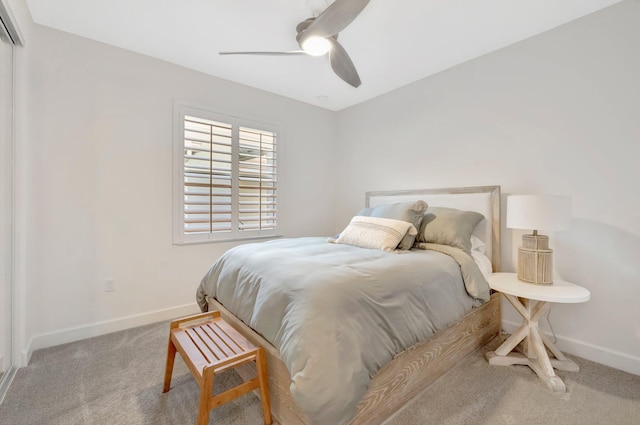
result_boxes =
[197,367,214,425]
[256,348,272,425]
[163,336,177,393]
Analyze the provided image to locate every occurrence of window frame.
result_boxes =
[173,102,282,245]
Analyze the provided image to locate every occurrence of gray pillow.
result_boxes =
[356,207,373,216]
[362,201,428,250]
[417,207,484,251]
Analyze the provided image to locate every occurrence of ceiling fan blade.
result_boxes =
[305,0,370,38]
[327,38,361,88]
[219,51,306,56]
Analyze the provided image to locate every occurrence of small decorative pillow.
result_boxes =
[416,207,484,252]
[330,216,417,252]
[360,200,428,250]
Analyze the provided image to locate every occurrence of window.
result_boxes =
[174,104,279,244]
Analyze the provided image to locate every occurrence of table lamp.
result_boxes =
[506,195,571,284]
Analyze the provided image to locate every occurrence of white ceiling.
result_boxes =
[25,0,622,111]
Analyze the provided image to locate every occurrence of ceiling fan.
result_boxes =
[219,0,370,88]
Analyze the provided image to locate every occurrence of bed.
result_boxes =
[196,185,502,425]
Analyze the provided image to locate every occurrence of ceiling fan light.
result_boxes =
[301,36,331,56]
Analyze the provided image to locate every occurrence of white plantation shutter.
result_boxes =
[183,116,233,235]
[238,127,277,232]
[174,105,279,243]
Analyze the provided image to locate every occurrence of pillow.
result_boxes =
[360,200,428,250]
[470,235,487,254]
[330,216,417,252]
[416,207,484,252]
[357,207,373,216]
[471,250,493,278]
[331,207,374,240]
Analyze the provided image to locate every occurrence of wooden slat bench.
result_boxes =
[163,311,272,425]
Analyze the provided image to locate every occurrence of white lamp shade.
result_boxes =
[506,195,572,231]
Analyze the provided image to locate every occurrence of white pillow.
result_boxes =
[470,235,486,254]
[330,216,417,252]
[471,250,493,278]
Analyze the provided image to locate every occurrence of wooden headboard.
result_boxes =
[365,185,501,272]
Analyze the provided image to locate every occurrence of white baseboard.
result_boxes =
[20,347,29,368]
[22,303,200,367]
[501,319,640,376]
[19,309,638,376]
[0,365,18,404]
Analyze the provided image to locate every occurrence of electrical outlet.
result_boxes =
[104,279,116,292]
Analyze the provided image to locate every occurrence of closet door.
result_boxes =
[0,21,13,379]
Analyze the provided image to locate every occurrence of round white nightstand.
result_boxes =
[485,272,591,393]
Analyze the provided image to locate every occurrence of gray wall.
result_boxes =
[7,0,640,375]
[335,1,640,374]
[16,23,338,360]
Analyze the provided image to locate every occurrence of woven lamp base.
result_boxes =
[517,234,553,284]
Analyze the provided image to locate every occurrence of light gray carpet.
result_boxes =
[386,337,639,425]
[0,321,264,425]
[0,321,638,425]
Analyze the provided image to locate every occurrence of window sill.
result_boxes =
[173,234,283,246]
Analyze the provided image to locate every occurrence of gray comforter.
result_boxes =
[196,237,489,425]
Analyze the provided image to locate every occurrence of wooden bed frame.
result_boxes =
[207,185,502,425]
